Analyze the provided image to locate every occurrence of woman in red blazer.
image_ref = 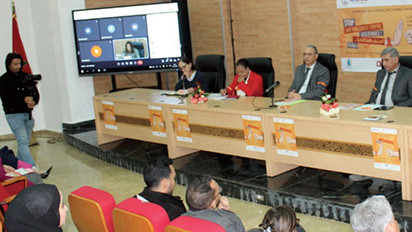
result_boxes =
[220,59,263,97]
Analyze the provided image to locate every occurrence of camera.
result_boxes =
[22,74,41,96]
[22,74,42,87]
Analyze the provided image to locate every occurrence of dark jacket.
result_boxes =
[0,70,39,114]
[137,187,186,221]
[175,71,209,92]
[368,65,412,107]
[288,62,330,100]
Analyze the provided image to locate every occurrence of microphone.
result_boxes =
[264,81,280,93]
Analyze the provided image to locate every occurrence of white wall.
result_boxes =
[0,0,94,135]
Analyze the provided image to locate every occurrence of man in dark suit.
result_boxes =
[287,45,330,100]
[368,47,412,107]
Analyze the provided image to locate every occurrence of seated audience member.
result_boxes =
[248,205,306,232]
[367,47,412,107]
[220,59,263,97]
[0,146,51,183]
[5,184,67,232]
[135,158,186,221]
[287,45,329,100]
[184,176,245,232]
[175,57,208,93]
[350,195,399,232]
[122,41,140,59]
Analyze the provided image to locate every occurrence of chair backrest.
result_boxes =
[112,198,169,232]
[317,53,338,98]
[399,56,412,69]
[164,215,226,232]
[131,42,145,57]
[195,55,226,93]
[68,186,116,232]
[244,57,275,97]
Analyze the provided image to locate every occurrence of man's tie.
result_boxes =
[304,67,310,78]
[380,71,396,105]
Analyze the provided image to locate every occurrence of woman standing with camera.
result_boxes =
[0,53,39,166]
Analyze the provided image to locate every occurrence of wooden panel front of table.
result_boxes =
[93,88,412,200]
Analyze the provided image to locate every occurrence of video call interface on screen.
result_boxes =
[72,3,182,75]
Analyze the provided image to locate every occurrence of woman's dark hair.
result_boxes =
[259,205,299,232]
[236,58,250,69]
[5,53,23,72]
[125,41,135,53]
[179,57,197,71]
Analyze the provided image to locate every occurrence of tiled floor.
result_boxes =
[0,135,351,231]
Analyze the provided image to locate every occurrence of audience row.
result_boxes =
[1,158,401,232]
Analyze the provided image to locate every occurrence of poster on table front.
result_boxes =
[102,101,118,130]
[172,109,192,143]
[337,1,412,72]
[242,115,265,153]
[371,127,400,171]
[148,105,166,137]
[273,118,298,157]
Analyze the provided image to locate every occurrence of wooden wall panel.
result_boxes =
[230,0,293,97]
[187,0,224,59]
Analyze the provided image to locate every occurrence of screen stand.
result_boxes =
[156,72,162,89]
[109,73,163,93]
[110,75,118,93]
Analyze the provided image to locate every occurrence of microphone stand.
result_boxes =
[269,90,276,108]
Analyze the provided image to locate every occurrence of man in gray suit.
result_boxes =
[368,47,412,107]
[287,45,330,100]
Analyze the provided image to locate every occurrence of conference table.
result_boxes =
[93,88,412,201]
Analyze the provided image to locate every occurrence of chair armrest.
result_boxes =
[1,176,27,188]
[2,195,16,205]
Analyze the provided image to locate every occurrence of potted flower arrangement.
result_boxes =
[320,89,339,117]
[190,82,208,104]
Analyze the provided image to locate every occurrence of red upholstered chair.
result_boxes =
[112,198,169,232]
[0,176,27,231]
[164,215,226,232]
[68,186,116,232]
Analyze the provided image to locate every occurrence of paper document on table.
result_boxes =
[353,104,381,111]
[339,103,361,110]
[363,115,387,121]
[275,100,306,106]
[207,93,227,101]
[162,89,190,96]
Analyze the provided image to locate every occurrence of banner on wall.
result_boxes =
[370,127,400,171]
[337,1,412,72]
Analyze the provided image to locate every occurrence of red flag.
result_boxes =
[12,1,32,74]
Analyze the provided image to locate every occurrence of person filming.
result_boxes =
[0,53,40,166]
